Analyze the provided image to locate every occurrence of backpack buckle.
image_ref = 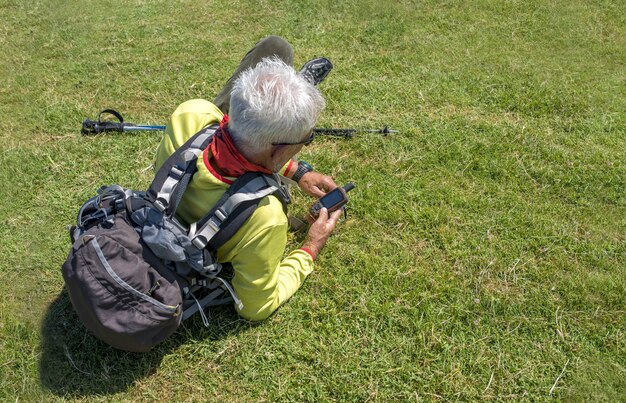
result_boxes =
[153,199,167,212]
[214,208,227,222]
[182,149,202,164]
[170,166,184,180]
[192,236,207,250]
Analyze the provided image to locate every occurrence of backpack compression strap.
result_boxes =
[146,124,219,216]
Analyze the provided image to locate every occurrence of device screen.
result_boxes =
[320,188,344,208]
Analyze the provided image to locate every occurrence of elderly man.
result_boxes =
[154,36,343,321]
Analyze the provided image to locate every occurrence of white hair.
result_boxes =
[228,57,325,156]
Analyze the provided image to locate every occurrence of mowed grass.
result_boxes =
[0,0,624,400]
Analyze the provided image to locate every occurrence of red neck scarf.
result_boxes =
[207,115,272,182]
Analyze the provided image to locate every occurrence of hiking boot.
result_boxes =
[298,57,333,86]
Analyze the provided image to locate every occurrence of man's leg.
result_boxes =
[214,35,294,114]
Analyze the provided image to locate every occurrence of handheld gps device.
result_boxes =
[308,182,355,219]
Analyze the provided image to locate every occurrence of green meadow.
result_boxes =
[0,0,624,400]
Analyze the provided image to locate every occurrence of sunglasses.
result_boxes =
[272,131,315,146]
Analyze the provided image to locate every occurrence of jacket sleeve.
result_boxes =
[225,222,315,321]
[155,99,223,169]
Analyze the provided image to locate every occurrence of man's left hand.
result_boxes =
[298,171,337,198]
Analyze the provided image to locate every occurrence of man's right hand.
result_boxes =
[298,171,337,198]
[301,207,343,260]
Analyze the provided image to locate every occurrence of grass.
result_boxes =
[1,0,624,400]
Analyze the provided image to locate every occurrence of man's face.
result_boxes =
[269,128,314,171]
[271,143,304,172]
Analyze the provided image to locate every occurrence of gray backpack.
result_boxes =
[62,124,290,352]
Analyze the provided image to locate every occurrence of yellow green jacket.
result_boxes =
[155,99,314,321]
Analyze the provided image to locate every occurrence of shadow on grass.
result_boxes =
[39,290,244,397]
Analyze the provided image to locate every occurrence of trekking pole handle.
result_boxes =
[81,118,126,135]
[81,109,128,135]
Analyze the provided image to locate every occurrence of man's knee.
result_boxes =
[256,35,294,64]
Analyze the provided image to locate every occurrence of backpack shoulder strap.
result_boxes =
[190,172,290,251]
[146,124,219,216]
[181,173,290,322]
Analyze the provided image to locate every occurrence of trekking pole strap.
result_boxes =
[99,109,125,123]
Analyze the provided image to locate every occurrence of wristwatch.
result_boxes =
[292,160,313,183]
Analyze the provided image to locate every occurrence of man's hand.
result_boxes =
[298,171,337,198]
[301,208,343,260]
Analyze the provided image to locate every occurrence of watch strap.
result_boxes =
[292,161,313,183]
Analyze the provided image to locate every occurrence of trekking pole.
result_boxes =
[81,109,165,135]
[81,109,397,137]
[313,126,398,138]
